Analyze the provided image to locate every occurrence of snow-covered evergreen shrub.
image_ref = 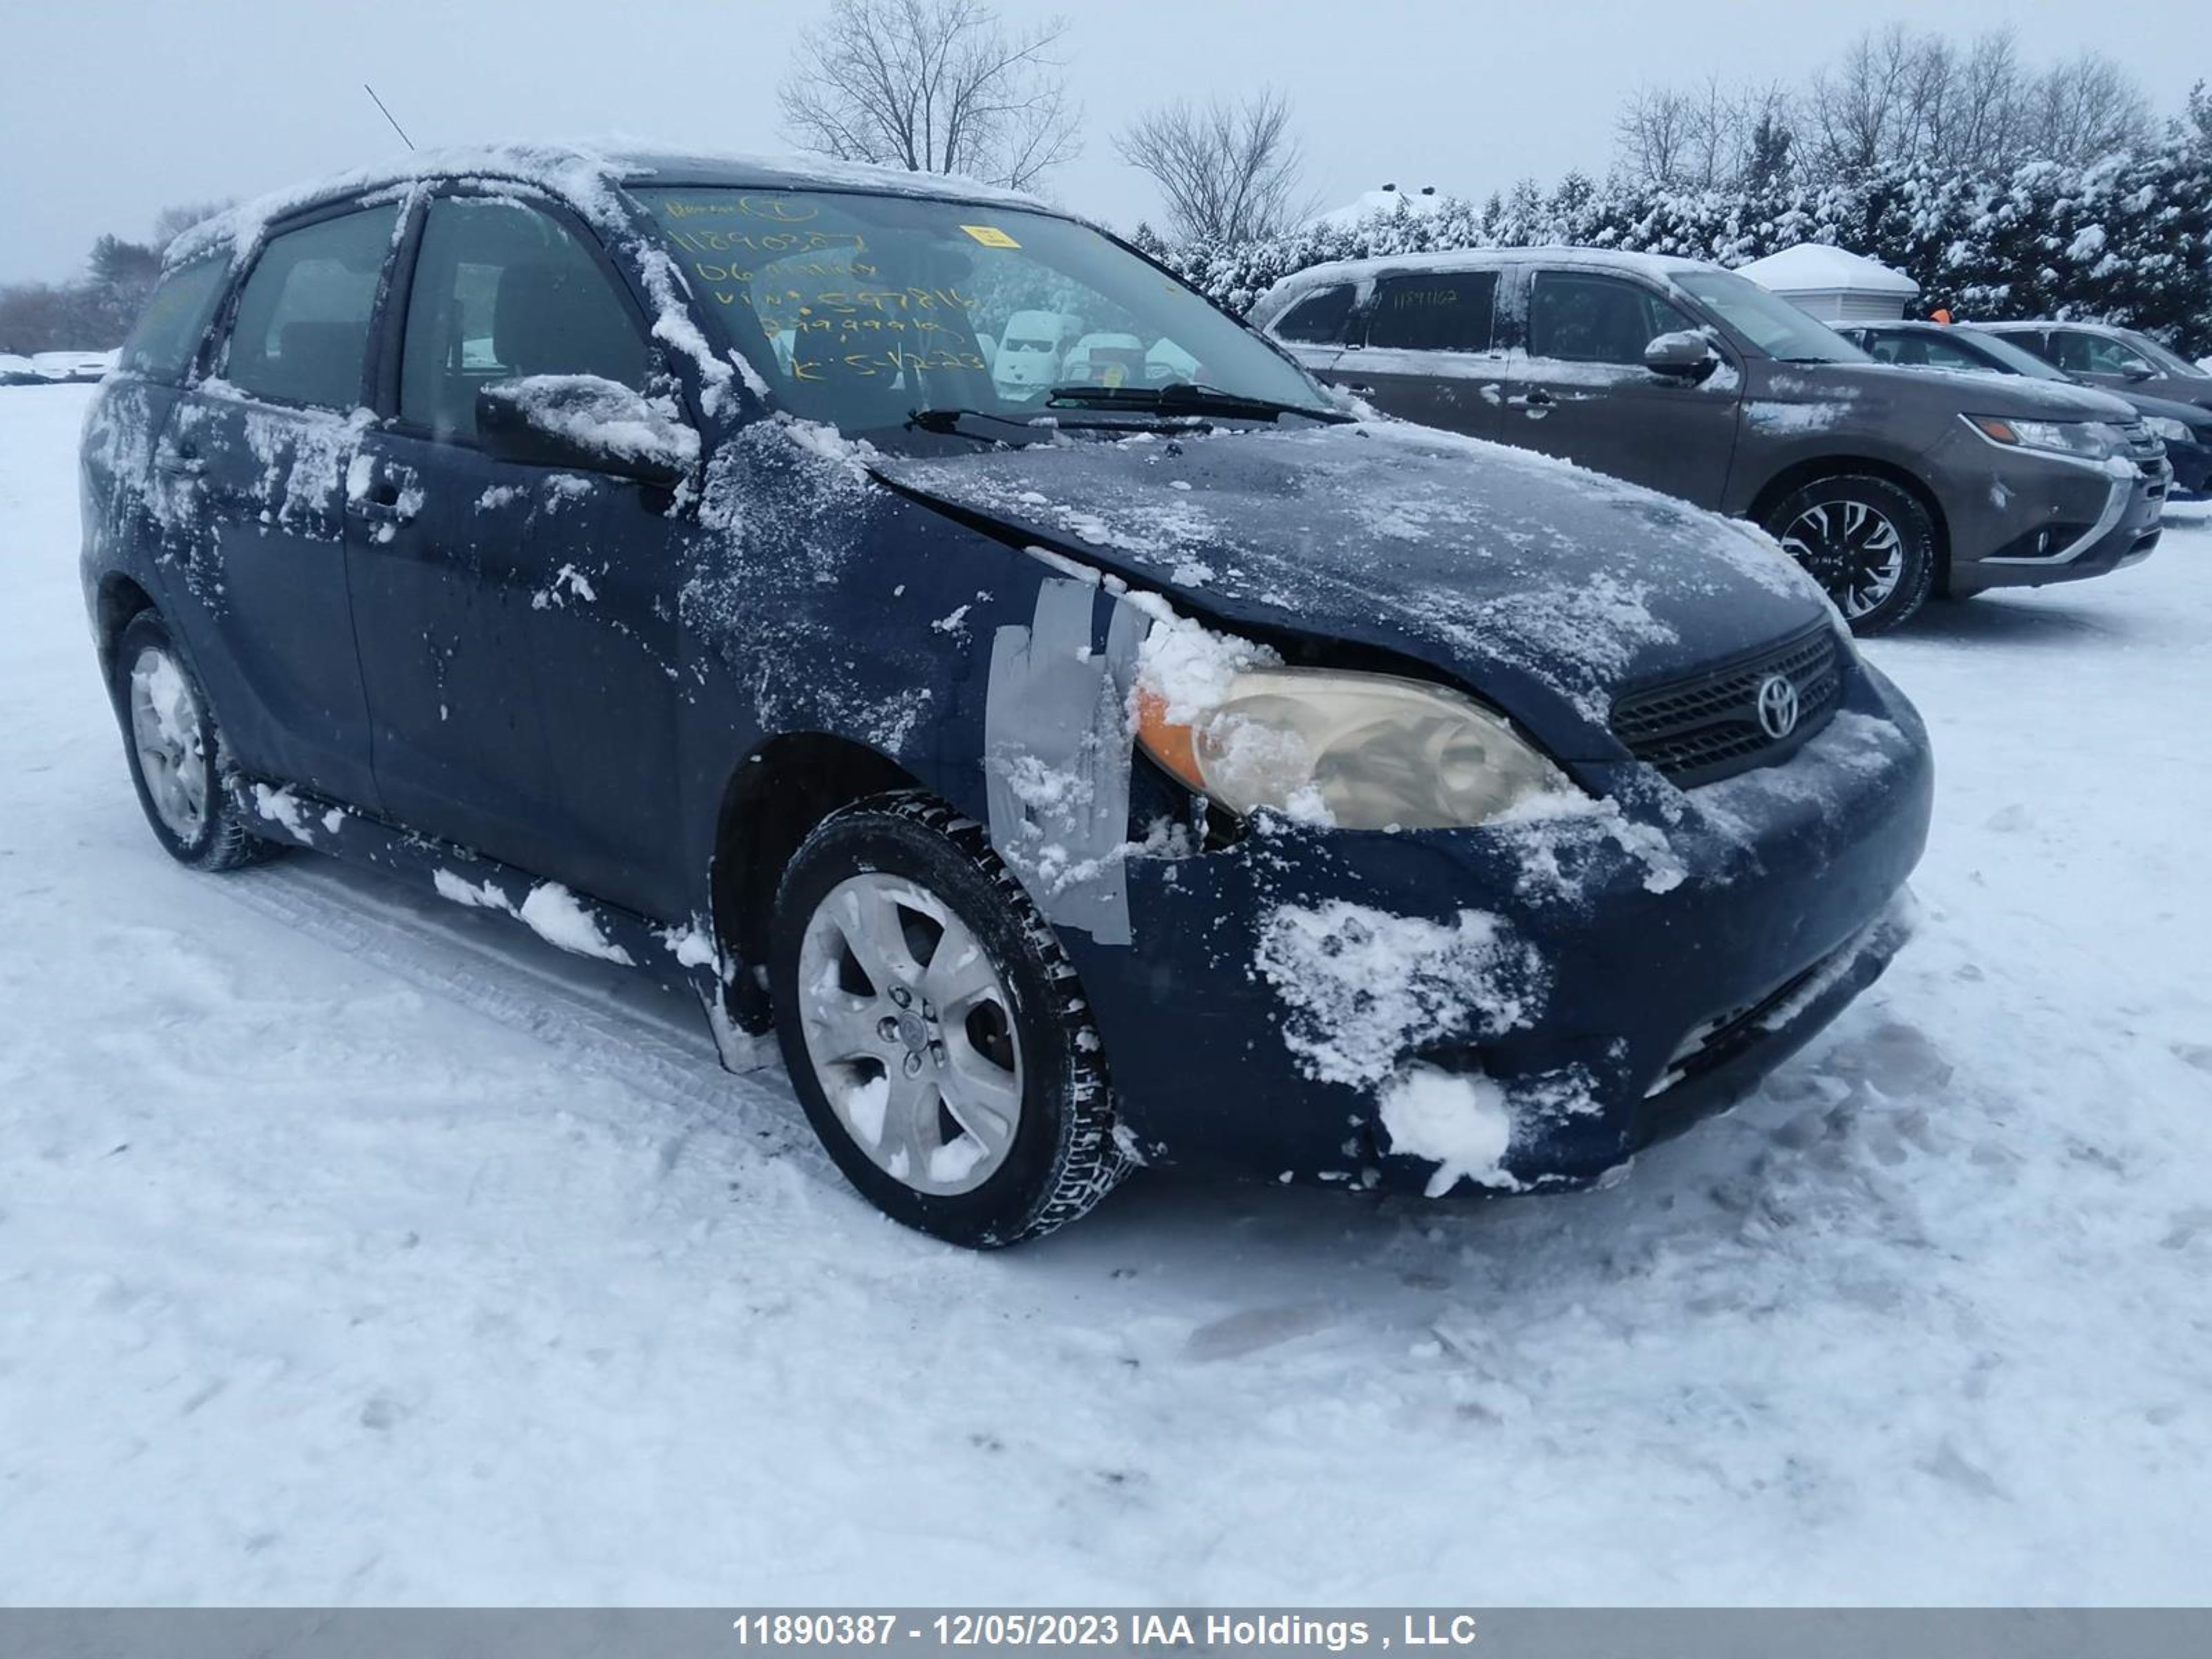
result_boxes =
[1149,141,2212,355]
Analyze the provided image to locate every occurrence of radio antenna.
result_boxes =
[362,83,416,151]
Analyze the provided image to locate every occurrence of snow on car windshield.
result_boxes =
[630,187,1333,444]
[1674,269,1871,364]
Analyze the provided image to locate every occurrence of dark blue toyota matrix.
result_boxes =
[80,144,1931,1246]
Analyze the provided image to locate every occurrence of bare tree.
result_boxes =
[1682,75,1738,190]
[1938,30,2027,163]
[1754,24,2149,178]
[1806,24,1922,175]
[1114,88,1313,243]
[1616,77,1798,193]
[2023,52,2153,165]
[777,0,1079,190]
[1614,84,1697,188]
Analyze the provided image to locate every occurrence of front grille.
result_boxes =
[2121,421,2173,492]
[1610,626,1843,786]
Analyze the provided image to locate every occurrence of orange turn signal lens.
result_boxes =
[1134,686,1206,792]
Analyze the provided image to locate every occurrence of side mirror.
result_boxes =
[2120,362,2156,382]
[1644,330,1716,377]
[476,375,698,487]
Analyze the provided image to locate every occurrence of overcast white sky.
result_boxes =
[3,0,2204,283]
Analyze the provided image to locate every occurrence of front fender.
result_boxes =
[674,420,1154,950]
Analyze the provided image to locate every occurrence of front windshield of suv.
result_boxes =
[1672,269,1871,364]
[2116,328,2209,378]
[631,187,1334,444]
[1956,328,2073,381]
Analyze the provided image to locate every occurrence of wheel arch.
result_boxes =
[1746,455,1951,587]
[708,731,928,1033]
[94,572,160,679]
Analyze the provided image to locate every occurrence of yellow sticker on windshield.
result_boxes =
[959,224,1021,248]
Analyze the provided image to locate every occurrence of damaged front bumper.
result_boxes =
[1063,660,1934,1195]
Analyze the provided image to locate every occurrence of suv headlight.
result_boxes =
[2144,415,2191,444]
[1965,413,2127,459]
[1136,667,1569,830]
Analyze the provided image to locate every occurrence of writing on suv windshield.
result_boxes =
[632,187,1333,444]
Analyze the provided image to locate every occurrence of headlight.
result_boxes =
[2144,415,2191,444]
[1135,666,1570,830]
[1965,413,2126,459]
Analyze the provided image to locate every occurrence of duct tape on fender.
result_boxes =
[983,574,1146,948]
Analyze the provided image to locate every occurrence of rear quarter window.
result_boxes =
[1273,284,1355,345]
[118,257,229,381]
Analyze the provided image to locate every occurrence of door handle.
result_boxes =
[153,444,203,478]
[1506,389,1556,411]
[346,466,420,525]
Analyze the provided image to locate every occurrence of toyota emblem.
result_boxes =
[1756,673,1801,740]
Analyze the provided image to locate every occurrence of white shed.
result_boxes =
[1736,244,1920,323]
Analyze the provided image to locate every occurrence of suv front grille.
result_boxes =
[2119,420,2172,495]
[1610,626,1843,786]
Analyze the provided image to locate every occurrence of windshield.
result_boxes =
[630,187,1333,444]
[1954,328,2072,381]
[2116,328,2209,379]
[1672,270,1870,364]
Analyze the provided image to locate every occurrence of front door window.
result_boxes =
[1527,271,1694,365]
[400,197,651,444]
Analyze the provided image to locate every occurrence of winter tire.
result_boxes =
[1766,475,1936,637]
[769,791,1127,1247]
[111,610,279,872]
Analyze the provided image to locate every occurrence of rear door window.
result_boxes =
[1273,284,1355,345]
[223,204,400,409]
[1528,271,1695,364]
[399,196,650,444]
[1366,272,1498,352]
[119,256,229,380]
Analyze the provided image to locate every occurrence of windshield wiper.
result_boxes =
[906,407,1027,440]
[1044,382,1347,423]
[904,406,1207,442]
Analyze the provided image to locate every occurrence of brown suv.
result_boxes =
[1252,247,2169,633]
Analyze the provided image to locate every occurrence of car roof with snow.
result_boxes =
[1252,245,1721,319]
[163,141,1056,268]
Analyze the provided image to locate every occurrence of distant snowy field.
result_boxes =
[3,381,2209,1604]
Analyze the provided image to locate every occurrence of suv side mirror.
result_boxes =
[2119,362,2156,382]
[1644,330,1715,377]
[477,375,698,487]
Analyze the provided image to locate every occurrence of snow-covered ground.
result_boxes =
[3,382,2209,1604]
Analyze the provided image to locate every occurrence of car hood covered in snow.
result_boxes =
[1774,360,2140,423]
[874,419,1836,758]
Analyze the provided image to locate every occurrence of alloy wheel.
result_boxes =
[128,645,209,843]
[795,872,1024,1197]
[1779,500,1905,619]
